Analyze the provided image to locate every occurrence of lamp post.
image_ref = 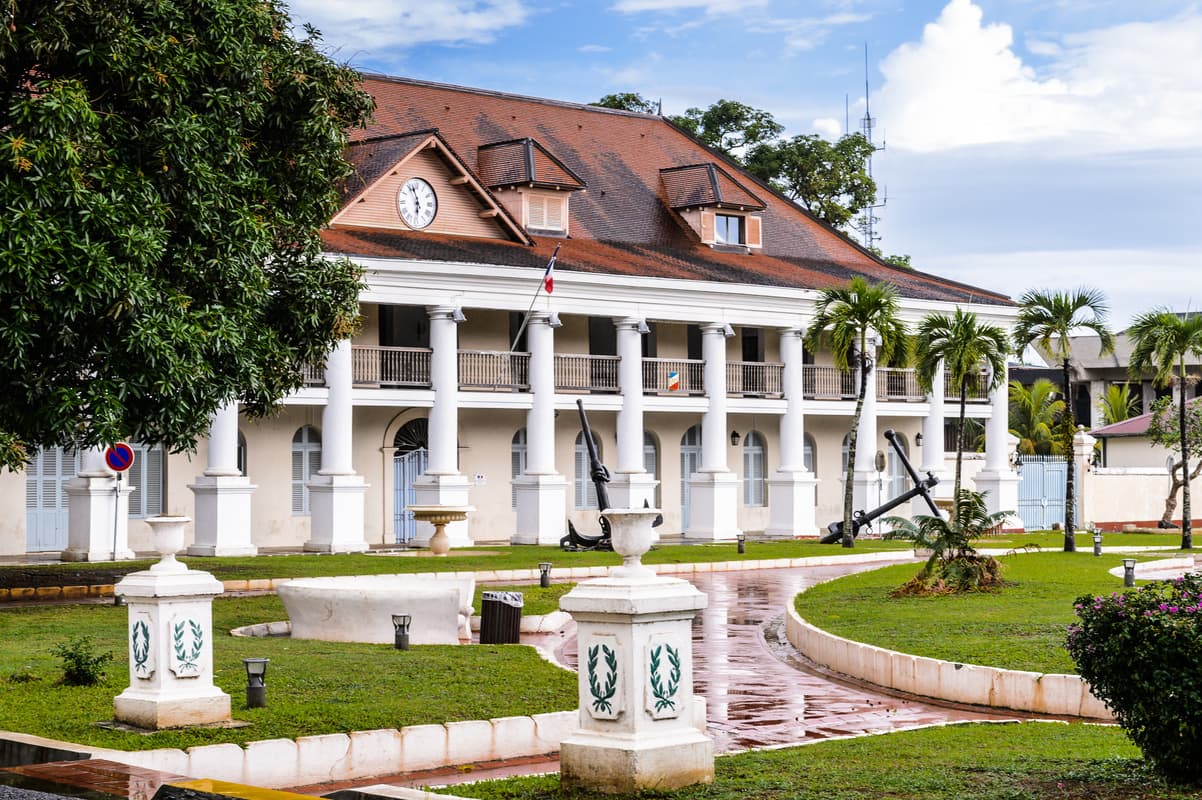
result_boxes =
[736,532,746,555]
[1123,558,1137,588]
[1092,527,1103,556]
[392,613,412,651]
[242,658,269,709]
[538,562,553,589]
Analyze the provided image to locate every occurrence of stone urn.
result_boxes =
[602,507,662,579]
[406,505,473,556]
[146,516,191,574]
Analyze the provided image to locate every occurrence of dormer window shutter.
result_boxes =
[700,210,715,244]
[527,195,547,228]
[545,196,565,230]
[746,215,762,249]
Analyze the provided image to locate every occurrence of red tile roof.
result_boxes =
[329,75,1012,306]
[1092,397,1202,437]
[477,138,586,190]
[660,163,765,210]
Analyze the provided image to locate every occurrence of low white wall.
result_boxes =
[785,601,1111,720]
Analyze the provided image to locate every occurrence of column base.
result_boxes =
[62,477,136,562]
[607,472,659,512]
[560,730,714,794]
[684,472,741,541]
[973,469,1023,530]
[188,475,258,557]
[113,686,231,730]
[305,474,369,553]
[765,470,819,538]
[512,474,568,545]
[412,474,473,548]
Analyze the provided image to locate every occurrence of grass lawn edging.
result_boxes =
[785,594,1112,720]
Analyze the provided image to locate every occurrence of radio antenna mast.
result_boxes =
[854,43,887,251]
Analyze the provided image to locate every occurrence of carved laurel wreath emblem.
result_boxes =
[131,620,151,675]
[173,619,203,669]
[649,643,681,712]
[587,643,618,714]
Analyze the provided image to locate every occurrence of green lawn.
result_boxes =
[795,551,1165,674]
[438,720,1197,800]
[969,530,1183,551]
[472,583,574,616]
[0,594,576,751]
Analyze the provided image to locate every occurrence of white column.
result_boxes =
[767,327,818,537]
[609,318,658,510]
[306,339,369,553]
[916,361,951,514]
[189,402,257,556]
[851,336,880,514]
[686,323,740,540]
[62,446,135,562]
[973,362,1021,529]
[413,306,473,547]
[513,312,568,545]
[1089,379,1106,428]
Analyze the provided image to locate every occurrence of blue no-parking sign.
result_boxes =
[104,442,135,473]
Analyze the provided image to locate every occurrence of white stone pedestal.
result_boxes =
[62,475,136,562]
[305,474,369,553]
[512,474,569,545]
[973,469,1023,530]
[607,473,659,513]
[559,508,714,793]
[113,517,231,729]
[765,470,819,538]
[684,472,741,541]
[188,475,257,557]
[412,474,473,548]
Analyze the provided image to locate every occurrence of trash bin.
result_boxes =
[479,590,523,644]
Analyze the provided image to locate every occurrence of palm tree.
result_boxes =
[1127,310,1202,549]
[1009,378,1065,456]
[1012,288,1115,551]
[805,277,908,547]
[914,308,1009,507]
[1098,383,1140,425]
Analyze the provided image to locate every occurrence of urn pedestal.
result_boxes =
[559,508,714,793]
[113,517,231,729]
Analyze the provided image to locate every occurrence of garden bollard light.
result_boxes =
[538,562,553,589]
[1123,558,1137,588]
[242,657,269,709]
[392,613,412,651]
[737,532,746,554]
[1092,528,1103,557]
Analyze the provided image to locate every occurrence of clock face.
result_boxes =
[397,177,438,229]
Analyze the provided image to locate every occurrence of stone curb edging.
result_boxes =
[784,594,1112,720]
[229,611,576,639]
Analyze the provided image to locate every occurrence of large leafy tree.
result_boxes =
[1009,378,1065,456]
[591,93,659,114]
[1012,289,1115,550]
[744,133,876,229]
[805,277,909,547]
[668,99,783,156]
[1128,310,1202,548]
[0,0,374,471]
[913,309,1009,506]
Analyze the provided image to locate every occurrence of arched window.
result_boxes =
[804,433,816,473]
[237,431,247,477]
[511,428,527,510]
[291,426,322,514]
[127,442,164,518]
[886,433,909,500]
[743,431,766,506]
[841,432,851,472]
[643,432,660,506]
[680,425,702,529]
[574,431,603,509]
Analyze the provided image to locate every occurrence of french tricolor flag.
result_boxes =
[542,244,560,294]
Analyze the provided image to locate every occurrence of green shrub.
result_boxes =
[51,635,114,686]
[884,489,1008,595]
[1066,574,1202,784]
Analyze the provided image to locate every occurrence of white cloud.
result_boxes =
[289,0,530,54]
[875,0,1202,153]
[750,11,871,52]
[578,44,613,53]
[611,0,767,13]
[812,117,842,137]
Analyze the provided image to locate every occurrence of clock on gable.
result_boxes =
[397,177,438,229]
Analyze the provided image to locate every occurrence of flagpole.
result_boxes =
[509,243,560,353]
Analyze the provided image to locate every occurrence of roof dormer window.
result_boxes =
[526,191,568,234]
[714,213,744,245]
[661,163,766,251]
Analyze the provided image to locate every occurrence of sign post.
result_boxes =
[105,444,135,560]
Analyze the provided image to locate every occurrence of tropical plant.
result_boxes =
[1146,396,1202,536]
[883,489,1008,595]
[1128,310,1202,549]
[1099,383,1140,424]
[913,309,1009,505]
[51,636,113,687]
[1013,288,1115,551]
[805,277,909,547]
[1009,378,1066,455]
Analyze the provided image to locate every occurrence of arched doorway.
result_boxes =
[393,419,429,545]
[680,425,702,529]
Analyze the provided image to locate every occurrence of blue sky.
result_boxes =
[289,0,1202,329]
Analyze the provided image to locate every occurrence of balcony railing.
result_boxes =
[643,358,705,396]
[352,345,431,388]
[555,354,619,393]
[302,362,326,387]
[458,350,530,391]
[727,361,784,398]
[803,365,855,399]
[944,371,992,403]
[877,367,924,402]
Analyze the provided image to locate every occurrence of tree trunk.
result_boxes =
[954,378,968,520]
[1162,459,1202,529]
[842,350,871,549]
[1062,358,1076,551]
[1179,360,1192,549]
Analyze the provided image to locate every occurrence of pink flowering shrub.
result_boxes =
[1066,573,1202,783]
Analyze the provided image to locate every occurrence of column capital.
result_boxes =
[613,317,648,333]
[700,322,734,337]
[779,325,805,338]
[428,305,466,323]
[528,310,559,327]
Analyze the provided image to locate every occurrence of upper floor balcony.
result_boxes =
[306,346,991,404]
